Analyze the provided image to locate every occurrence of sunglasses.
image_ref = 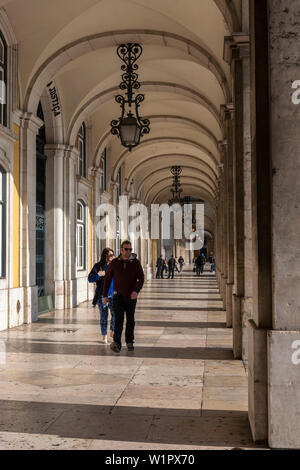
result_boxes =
[123,247,132,251]
[108,254,114,258]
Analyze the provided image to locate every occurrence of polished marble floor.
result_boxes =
[0,266,265,450]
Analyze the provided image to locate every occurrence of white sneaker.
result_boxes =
[102,335,108,344]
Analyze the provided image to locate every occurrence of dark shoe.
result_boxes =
[127,343,134,351]
[110,342,121,353]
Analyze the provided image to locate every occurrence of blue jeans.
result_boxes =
[98,297,115,336]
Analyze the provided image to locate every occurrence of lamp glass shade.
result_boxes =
[119,115,141,147]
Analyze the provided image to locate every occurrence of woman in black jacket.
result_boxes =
[88,248,115,343]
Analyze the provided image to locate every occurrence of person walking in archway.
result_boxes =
[195,254,204,276]
[156,255,164,279]
[163,257,168,278]
[168,255,176,279]
[178,256,185,273]
[103,240,144,353]
[211,256,216,273]
[88,248,115,344]
[201,252,206,273]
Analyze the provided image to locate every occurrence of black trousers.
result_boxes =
[168,268,175,278]
[113,294,137,347]
[156,267,163,279]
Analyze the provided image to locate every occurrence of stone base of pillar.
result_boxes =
[88,283,94,302]
[54,281,65,310]
[64,280,78,309]
[248,319,268,444]
[8,288,25,328]
[232,294,242,359]
[45,279,65,310]
[0,288,25,331]
[226,283,233,327]
[268,330,300,449]
[24,286,38,324]
[145,265,153,281]
[0,289,8,331]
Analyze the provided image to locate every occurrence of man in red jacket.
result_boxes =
[103,240,144,353]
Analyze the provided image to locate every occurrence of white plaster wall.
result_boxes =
[0,290,8,331]
[76,276,89,305]
[8,287,24,328]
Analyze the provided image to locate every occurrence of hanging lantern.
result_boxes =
[111,43,150,151]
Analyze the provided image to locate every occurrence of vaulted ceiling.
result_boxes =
[2,0,242,217]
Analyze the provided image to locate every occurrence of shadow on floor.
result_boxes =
[33,319,227,329]
[135,306,224,312]
[0,399,262,448]
[4,339,234,359]
[139,297,222,302]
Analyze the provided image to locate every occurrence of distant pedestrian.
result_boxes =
[178,256,185,272]
[103,240,144,353]
[195,254,204,276]
[168,255,176,279]
[156,255,164,279]
[163,257,168,277]
[88,248,115,344]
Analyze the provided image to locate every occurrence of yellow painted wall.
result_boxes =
[13,124,20,288]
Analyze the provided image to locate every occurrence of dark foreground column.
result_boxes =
[248,0,272,444]
[267,0,300,449]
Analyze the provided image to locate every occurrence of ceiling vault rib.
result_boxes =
[112,136,220,182]
[124,154,218,193]
[135,166,218,199]
[24,29,231,112]
[144,176,216,206]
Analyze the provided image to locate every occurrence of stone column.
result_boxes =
[240,27,253,364]
[20,112,43,323]
[119,191,130,243]
[63,146,79,308]
[129,197,142,259]
[248,0,272,444]
[44,144,65,310]
[217,170,223,296]
[215,191,221,286]
[90,167,102,262]
[110,181,119,252]
[146,203,153,280]
[220,107,235,328]
[217,143,227,310]
[111,181,119,208]
[220,167,227,310]
[224,35,250,359]
[267,1,300,449]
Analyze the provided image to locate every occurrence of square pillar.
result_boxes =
[20,113,43,323]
